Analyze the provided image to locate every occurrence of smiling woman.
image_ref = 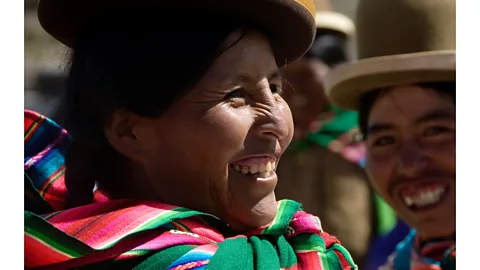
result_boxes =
[24,0,358,269]
[64,20,293,231]
[323,0,455,268]
[359,83,455,240]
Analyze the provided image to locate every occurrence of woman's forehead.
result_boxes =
[368,85,455,127]
[203,30,279,81]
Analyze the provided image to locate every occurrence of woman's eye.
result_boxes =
[424,126,450,137]
[270,84,282,94]
[373,136,395,147]
[226,88,246,99]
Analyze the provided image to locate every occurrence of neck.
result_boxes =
[108,161,160,202]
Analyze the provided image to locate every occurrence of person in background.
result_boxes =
[324,0,455,268]
[24,0,358,269]
[276,0,409,267]
[276,0,371,265]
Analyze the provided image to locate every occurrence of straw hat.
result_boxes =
[314,0,354,37]
[324,0,456,111]
[36,0,317,66]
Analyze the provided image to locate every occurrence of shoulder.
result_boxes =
[282,204,358,269]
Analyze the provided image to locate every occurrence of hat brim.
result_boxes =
[37,0,316,66]
[315,11,355,37]
[324,51,456,111]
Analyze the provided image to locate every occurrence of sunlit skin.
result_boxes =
[365,85,455,240]
[104,29,294,232]
[281,58,331,139]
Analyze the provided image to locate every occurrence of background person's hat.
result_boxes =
[37,0,317,66]
[324,0,456,111]
[314,0,355,37]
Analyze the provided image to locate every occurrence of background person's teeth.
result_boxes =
[435,187,445,196]
[234,165,241,172]
[420,192,432,201]
[258,163,266,172]
[413,192,440,206]
[402,186,446,208]
[404,196,414,206]
[241,166,249,174]
[272,161,276,170]
[249,165,259,174]
[265,161,272,172]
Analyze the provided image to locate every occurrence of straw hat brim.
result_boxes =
[37,0,316,66]
[315,11,355,37]
[324,51,456,111]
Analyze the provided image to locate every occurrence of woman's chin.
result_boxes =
[228,194,278,232]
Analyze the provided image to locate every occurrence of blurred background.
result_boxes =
[25,0,67,121]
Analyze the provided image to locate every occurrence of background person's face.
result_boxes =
[131,30,294,232]
[365,85,455,239]
[281,58,331,139]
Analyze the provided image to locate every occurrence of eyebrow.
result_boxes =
[234,70,282,85]
[367,123,394,136]
[414,108,455,124]
[367,108,455,136]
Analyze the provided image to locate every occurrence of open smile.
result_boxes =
[230,157,277,180]
[399,183,450,212]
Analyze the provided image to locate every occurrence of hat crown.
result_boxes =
[355,0,456,59]
[314,0,332,11]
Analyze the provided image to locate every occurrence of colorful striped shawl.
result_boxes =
[24,110,358,269]
[24,110,108,215]
[25,199,357,269]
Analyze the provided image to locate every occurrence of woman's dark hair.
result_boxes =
[358,81,456,138]
[304,29,348,68]
[62,8,248,207]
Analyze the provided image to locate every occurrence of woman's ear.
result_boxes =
[104,109,151,163]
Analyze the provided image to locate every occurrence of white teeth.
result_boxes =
[402,187,446,208]
[231,160,276,176]
[265,161,272,172]
[249,165,259,174]
[404,196,414,206]
[258,163,266,173]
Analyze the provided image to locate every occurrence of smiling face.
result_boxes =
[365,85,455,239]
[105,29,294,232]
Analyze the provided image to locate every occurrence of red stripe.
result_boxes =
[48,200,134,234]
[296,252,322,270]
[77,204,167,247]
[333,249,352,269]
[38,165,66,195]
[24,113,46,141]
[47,200,185,248]
[24,234,72,268]
[42,173,68,211]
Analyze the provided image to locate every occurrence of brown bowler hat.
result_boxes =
[36,0,316,66]
[314,0,354,37]
[324,0,456,111]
